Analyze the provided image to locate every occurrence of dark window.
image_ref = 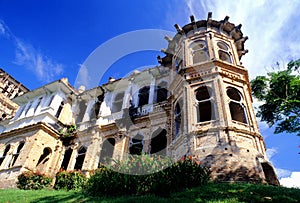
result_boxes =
[10,142,25,167]
[25,101,33,116]
[227,87,247,124]
[195,86,214,122]
[74,146,87,170]
[190,40,209,64]
[61,148,73,170]
[138,86,150,106]
[112,92,125,113]
[150,129,167,155]
[99,138,115,164]
[36,148,52,166]
[129,134,143,155]
[76,101,87,123]
[0,144,11,166]
[34,97,43,113]
[175,100,183,136]
[156,82,168,103]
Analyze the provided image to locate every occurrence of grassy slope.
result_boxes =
[0,183,299,203]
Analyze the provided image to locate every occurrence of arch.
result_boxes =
[55,101,65,118]
[138,86,150,106]
[195,86,214,122]
[217,41,232,63]
[261,162,280,185]
[174,99,183,137]
[36,147,52,167]
[227,87,248,124]
[10,141,25,167]
[150,128,167,155]
[156,81,168,103]
[0,144,11,167]
[60,148,73,170]
[129,134,144,155]
[189,40,209,64]
[74,146,87,170]
[112,92,125,113]
[99,138,115,164]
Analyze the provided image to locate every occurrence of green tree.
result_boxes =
[250,59,300,136]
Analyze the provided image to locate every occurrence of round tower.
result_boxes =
[161,12,279,185]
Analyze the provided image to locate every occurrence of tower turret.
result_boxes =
[165,13,279,185]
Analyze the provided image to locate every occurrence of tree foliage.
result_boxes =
[251,59,300,136]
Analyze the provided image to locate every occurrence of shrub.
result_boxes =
[54,170,87,191]
[17,171,52,190]
[85,155,211,197]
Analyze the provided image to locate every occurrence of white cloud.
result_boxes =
[184,0,300,79]
[13,38,63,83]
[276,168,292,179]
[280,172,300,188]
[266,147,277,160]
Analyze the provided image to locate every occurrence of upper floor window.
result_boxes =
[174,99,183,137]
[195,86,215,122]
[90,94,104,119]
[10,142,25,167]
[34,97,43,113]
[55,101,65,118]
[156,81,168,103]
[217,41,232,63]
[76,100,87,123]
[112,92,125,113]
[129,134,144,155]
[190,40,209,65]
[138,86,150,107]
[25,101,33,116]
[227,87,248,124]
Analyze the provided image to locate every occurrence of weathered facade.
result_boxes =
[0,13,279,188]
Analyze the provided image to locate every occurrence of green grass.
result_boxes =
[0,183,299,203]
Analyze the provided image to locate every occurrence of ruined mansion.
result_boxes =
[0,13,279,188]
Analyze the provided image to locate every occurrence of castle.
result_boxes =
[0,13,279,188]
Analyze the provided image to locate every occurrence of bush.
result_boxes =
[85,155,211,197]
[17,171,52,190]
[54,171,87,191]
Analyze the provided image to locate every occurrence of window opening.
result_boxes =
[99,138,115,164]
[0,144,11,166]
[10,142,25,167]
[227,87,247,124]
[112,92,125,113]
[150,129,167,155]
[195,86,214,122]
[138,86,150,107]
[217,41,232,63]
[190,40,209,64]
[60,148,73,170]
[74,146,87,170]
[129,134,143,155]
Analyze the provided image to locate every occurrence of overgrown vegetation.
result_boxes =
[54,170,87,191]
[85,155,211,197]
[17,171,52,190]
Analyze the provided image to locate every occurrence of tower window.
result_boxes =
[112,92,125,113]
[190,40,209,64]
[227,87,248,124]
[74,146,87,170]
[217,41,232,63]
[138,86,150,107]
[174,99,183,137]
[195,86,215,122]
[150,128,167,155]
[129,134,144,155]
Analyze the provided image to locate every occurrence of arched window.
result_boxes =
[227,87,248,124]
[129,134,143,155]
[10,142,25,167]
[74,146,87,170]
[138,86,150,107]
[150,128,167,155]
[90,94,104,119]
[195,86,214,122]
[174,100,183,137]
[217,41,232,63]
[60,148,73,170]
[112,92,125,113]
[99,138,115,164]
[0,144,11,167]
[36,147,52,167]
[156,81,168,103]
[190,40,209,64]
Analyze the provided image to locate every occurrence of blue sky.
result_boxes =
[0,0,300,187]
